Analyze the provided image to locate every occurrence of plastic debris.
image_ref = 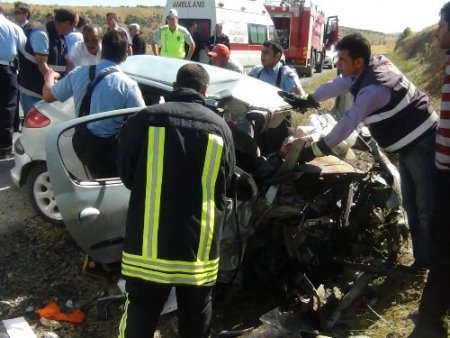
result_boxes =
[36,302,86,325]
[2,317,36,338]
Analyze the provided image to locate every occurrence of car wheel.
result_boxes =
[27,162,64,226]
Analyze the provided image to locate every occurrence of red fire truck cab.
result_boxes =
[265,0,339,77]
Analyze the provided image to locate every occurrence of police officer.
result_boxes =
[151,9,195,60]
[249,40,305,154]
[116,63,235,338]
[0,7,26,159]
[13,2,33,132]
[249,39,305,96]
[18,8,77,115]
[42,30,145,178]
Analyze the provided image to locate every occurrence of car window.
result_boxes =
[57,112,137,183]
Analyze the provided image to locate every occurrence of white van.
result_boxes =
[162,0,278,70]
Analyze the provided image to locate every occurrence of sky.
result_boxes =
[1,0,445,33]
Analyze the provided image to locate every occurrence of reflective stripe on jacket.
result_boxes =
[118,89,235,286]
[18,21,67,97]
[350,55,437,152]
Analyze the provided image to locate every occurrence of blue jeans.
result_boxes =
[398,129,436,268]
[20,92,40,117]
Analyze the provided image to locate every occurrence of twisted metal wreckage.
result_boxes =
[216,92,408,336]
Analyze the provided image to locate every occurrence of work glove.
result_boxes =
[298,137,332,163]
[278,91,320,110]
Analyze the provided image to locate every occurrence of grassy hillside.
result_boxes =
[342,26,399,47]
[393,25,444,101]
[0,3,163,43]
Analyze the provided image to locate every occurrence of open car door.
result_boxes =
[45,108,141,264]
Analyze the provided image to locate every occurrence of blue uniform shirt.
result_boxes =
[249,62,303,94]
[51,59,146,137]
[29,29,50,54]
[0,14,27,62]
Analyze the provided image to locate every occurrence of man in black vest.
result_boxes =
[18,8,77,115]
[286,33,437,271]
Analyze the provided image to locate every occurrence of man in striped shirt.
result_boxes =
[408,3,450,337]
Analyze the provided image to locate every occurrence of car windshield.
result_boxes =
[122,55,290,113]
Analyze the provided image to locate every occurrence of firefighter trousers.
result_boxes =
[118,279,213,338]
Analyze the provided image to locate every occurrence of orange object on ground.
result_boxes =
[35,302,60,318]
[36,302,86,324]
[54,309,86,324]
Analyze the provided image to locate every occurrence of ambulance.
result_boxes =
[161,0,279,70]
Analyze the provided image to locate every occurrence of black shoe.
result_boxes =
[396,263,428,275]
[408,322,447,338]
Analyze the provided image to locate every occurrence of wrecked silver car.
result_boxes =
[43,56,405,335]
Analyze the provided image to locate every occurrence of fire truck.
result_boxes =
[265,0,339,77]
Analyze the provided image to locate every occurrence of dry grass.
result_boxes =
[0,2,163,43]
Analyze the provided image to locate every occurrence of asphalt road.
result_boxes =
[0,132,34,235]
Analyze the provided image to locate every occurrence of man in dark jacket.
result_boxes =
[128,23,146,55]
[116,63,235,338]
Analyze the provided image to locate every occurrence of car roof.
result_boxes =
[122,55,291,113]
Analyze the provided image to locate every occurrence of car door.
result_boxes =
[46,108,141,264]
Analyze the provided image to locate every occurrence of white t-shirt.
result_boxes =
[68,41,102,67]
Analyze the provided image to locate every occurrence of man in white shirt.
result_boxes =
[67,25,101,70]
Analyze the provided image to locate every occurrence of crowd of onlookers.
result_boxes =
[0,1,306,162]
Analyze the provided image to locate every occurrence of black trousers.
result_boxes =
[418,169,450,324]
[119,279,212,338]
[0,64,18,151]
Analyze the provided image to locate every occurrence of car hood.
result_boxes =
[122,55,292,114]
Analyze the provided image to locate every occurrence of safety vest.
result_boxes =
[160,25,185,59]
[350,55,437,152]
[18,21,67,97]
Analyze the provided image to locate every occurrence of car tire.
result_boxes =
[27,162,64,226]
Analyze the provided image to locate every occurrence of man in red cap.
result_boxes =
[207,43,243,73]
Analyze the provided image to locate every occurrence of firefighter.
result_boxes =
[116,63,235,338]
[284,33,437,271]
[151,9,195,60]
[249,39,305,96]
